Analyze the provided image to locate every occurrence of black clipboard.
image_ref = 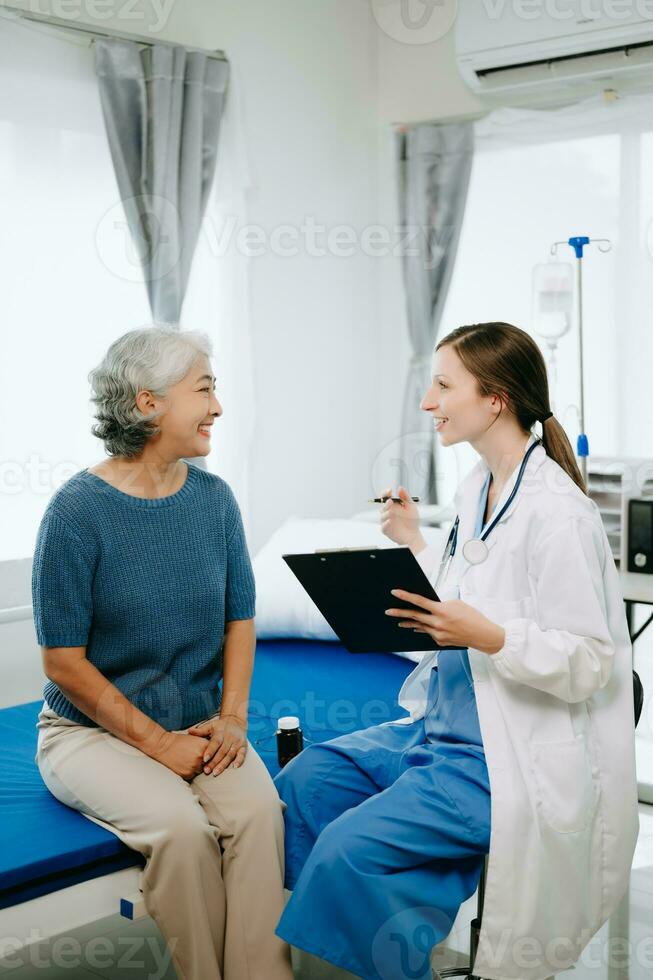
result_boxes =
[282,546,456,654]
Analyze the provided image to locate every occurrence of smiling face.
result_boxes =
[136,354,223,458]
[420,343,503,447]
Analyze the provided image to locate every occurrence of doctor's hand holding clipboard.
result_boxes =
[379,484,505,655]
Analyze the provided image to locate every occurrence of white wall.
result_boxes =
[373,10,483,517]
[223,2,382,551]
[376,10,481,125]
[208,3,480,549]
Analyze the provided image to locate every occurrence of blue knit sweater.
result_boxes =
[31,463,256,730]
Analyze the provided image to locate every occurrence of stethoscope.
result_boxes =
[435,439,542,591]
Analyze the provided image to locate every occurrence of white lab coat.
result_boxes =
[397,432,639,980]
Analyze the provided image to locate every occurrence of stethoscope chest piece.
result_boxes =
[462,537,489,565]
[437,438,543,584]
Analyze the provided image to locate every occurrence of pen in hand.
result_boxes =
[368,495,420,504]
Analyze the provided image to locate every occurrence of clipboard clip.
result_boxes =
[314,546,380,554]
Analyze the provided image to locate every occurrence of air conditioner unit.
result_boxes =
[456,0,653,101]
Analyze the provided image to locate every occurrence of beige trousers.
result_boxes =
[36,704,294,980]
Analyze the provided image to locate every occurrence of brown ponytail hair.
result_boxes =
[436,322,587,495]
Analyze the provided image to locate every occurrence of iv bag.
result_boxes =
[531,262,573,343]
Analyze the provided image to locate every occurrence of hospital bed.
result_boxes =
[0,637,414,954]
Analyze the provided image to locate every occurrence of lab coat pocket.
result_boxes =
[529,733,599,834]
[466,593,528,623]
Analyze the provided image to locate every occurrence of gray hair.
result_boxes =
[89,325,214,458]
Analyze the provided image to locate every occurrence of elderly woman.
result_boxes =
[32,326,293,980]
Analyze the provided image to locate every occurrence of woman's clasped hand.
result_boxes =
[188,715,248,775]
[151,715,248,780]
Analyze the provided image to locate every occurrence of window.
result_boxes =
[438,126,625,504]
[0,16,252,561]
[0,18,151,562]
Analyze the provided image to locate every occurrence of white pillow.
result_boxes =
[252,517,446,662]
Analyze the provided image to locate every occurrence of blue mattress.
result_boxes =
[0,639,413,909]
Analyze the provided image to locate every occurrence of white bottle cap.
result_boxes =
[278,715,300,731]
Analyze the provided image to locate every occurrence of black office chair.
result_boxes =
[434,670,644,980]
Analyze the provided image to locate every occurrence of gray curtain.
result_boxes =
[94,40,229,322]
[396,121,473,504]
[95,39,229,469]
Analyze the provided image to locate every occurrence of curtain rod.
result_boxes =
[2,7,227,61]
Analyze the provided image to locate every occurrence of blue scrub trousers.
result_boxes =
[274,474,493,980]
[274,651,491,980]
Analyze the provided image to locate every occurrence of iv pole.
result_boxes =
[549,236,612,486]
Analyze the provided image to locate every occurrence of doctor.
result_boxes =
[274,321,639,980]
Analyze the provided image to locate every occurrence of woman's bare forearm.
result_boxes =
[44,653,166,755]
[219,619,256,723]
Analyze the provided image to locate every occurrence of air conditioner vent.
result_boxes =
[456,0,653,101]
[477,38,653,81]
